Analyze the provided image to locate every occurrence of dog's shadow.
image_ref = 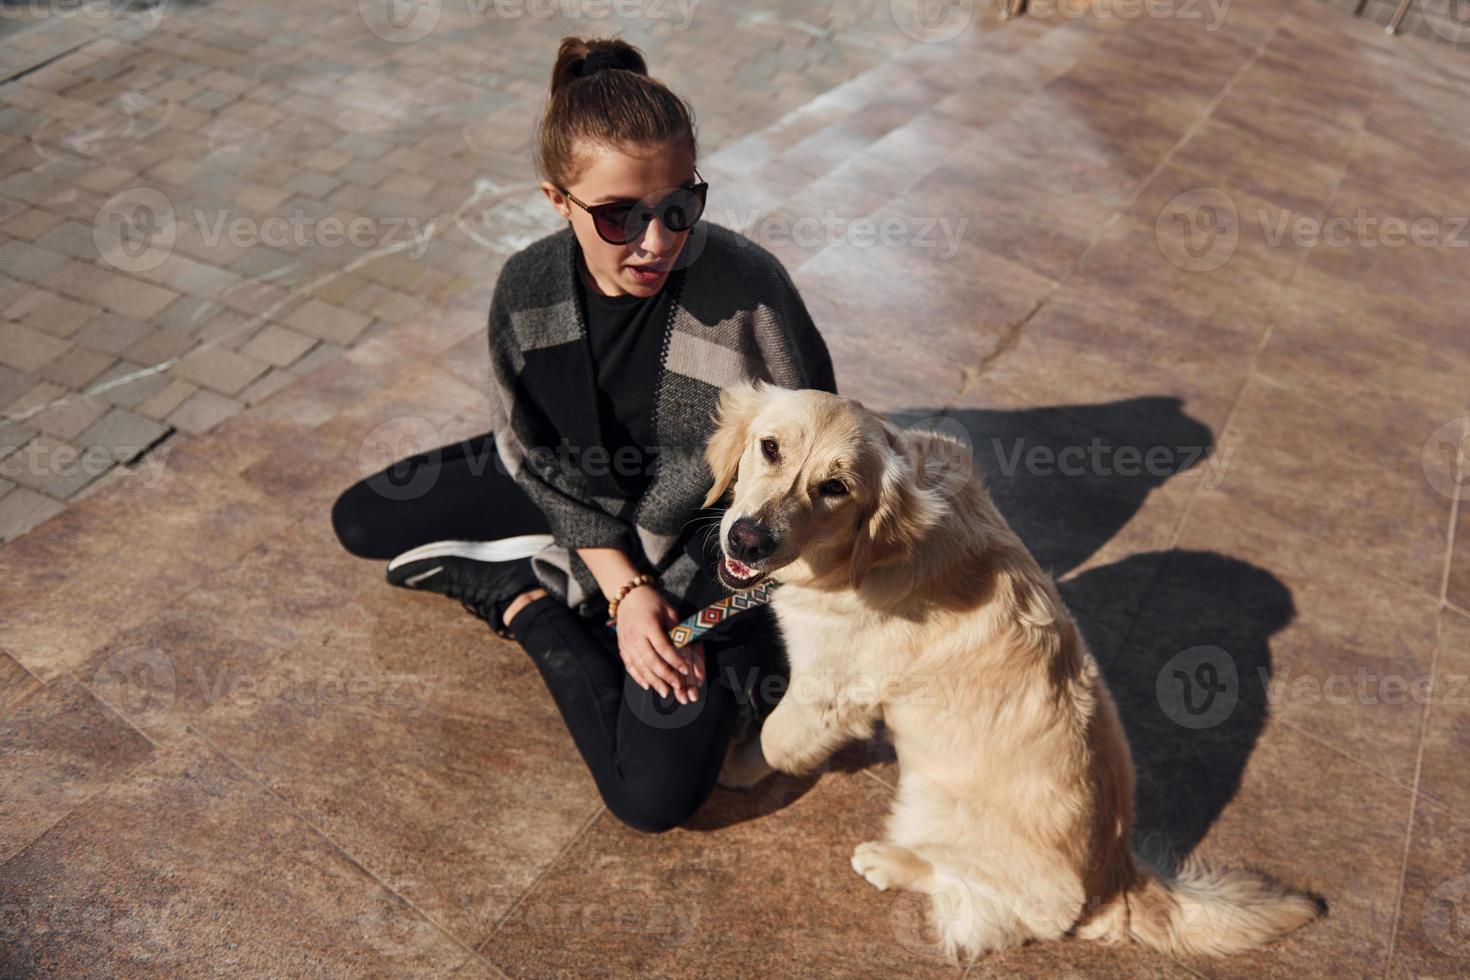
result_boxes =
[695,396,1291,862]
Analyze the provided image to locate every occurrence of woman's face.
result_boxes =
[541,139,698,298]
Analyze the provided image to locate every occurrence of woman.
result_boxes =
[331,36,837,832]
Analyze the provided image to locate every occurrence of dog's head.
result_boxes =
[701,381,948,592]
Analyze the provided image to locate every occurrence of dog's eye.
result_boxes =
[760,438,779,462]
[818,479,848,497]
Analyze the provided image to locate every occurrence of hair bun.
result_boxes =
[578,49,624,78]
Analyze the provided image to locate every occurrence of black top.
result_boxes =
[574,260,672,502]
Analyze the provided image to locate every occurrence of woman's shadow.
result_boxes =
[694,396,1293,863]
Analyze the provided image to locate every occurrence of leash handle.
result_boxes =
[608,580,778,647]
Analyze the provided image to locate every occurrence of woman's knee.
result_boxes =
[602,781,706,835]
[330,488,377,558]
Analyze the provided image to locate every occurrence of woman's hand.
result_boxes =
[614,585,706,703]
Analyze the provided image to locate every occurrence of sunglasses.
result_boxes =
[559,171,708,246]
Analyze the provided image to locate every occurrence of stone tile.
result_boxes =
[0,465,292,681]
[1176,724,1402,978]
[74,407,170,465]
[0,486,64,542]
[1211,376,1453,597]
[33,218,101,261]
[35,344,115,389]
[0,742,473,977]
[26,392,110,442]
[239,366,297,404]
[483,769,964,976]
[0,435,103,500]
[794,232,1052,412]
[39,260,180,320]
[0,321,70,372]
[0,363,34,407]
[133,378,197,421]
[1387,611,1470,977]
[165,388,242,435]
[73,312,152,355]
[192,561,603,943]
[0,649,41,711]
[1127,489,1441,792]
[0,205,62,240]
[1450,496,1470,614]
[89,359,172,408]
[238,323,316,367]
[173,343,270,395]
[0,239,69,282]
[81,519,361,740]
[0,675,154,864]
[285,298,374,345]
[2,288,100,339]
[122,324,198,364]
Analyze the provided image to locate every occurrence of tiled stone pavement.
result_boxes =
[0,0,932,539]
[4,0,1470,976]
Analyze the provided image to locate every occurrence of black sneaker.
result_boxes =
[386,536,552,637]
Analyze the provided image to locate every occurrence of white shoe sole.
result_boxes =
[386,534,555,572]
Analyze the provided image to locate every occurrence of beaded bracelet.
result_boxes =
[605,572,653,624]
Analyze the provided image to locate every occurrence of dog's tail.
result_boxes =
[1120,851,1323,956]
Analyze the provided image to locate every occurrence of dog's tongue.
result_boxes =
[724,556,752,577]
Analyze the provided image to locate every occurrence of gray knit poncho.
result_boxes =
[486,221,837,621]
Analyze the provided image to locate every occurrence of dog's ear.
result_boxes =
[702,380,769,509]
[849,421,947,591]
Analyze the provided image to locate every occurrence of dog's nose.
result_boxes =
[727,517,775,563]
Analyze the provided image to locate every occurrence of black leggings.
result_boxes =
[331,432,788,833]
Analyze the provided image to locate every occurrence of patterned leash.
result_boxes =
[609,580,779,647]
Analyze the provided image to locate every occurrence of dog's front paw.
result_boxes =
[759,711,815,774]
[851,840,926,892]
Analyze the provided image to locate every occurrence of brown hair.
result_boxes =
[536,36,697,189]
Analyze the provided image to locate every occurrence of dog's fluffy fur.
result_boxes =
[702,381,1320,962]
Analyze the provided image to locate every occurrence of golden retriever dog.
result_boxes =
[701,380,1320,962]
